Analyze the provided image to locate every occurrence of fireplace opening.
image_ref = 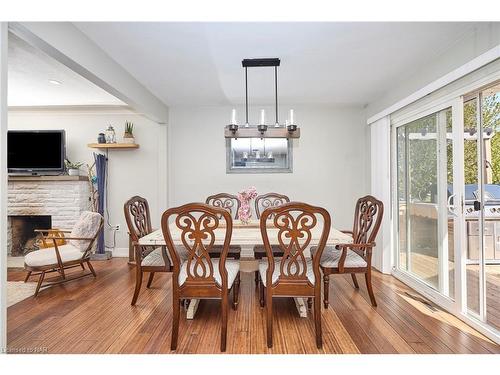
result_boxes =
[9,215,52,256]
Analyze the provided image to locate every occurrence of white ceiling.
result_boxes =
[74,22,480,107]
[8,32,125,107]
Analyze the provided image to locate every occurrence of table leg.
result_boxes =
[186,299,200,320]
[294,298,308,318]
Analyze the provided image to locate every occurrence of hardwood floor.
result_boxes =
[7,258,500,354]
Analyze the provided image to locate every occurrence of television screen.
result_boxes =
[8,130,65,173]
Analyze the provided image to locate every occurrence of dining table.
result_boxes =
[138,219,352,319]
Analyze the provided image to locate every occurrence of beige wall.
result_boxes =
[8,106,167,254]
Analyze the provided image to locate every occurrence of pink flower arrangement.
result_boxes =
[237,186,258,224]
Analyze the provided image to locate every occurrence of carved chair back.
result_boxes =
[260,202,331,293]
[351,195,384,245]
[161,203,233,293]
[255,193,290,219]
[124,196,153,259]
[206,193,241,219]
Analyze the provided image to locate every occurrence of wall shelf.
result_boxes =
[224,126,300,139]
[87,143,139,150]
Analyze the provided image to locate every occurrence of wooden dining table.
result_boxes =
[138,219,352,319]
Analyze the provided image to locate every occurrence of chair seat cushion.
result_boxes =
[258,258,315,284]
[178,259,240,288]
[142,247,188,267]
[24,244,83,267]
[311,246,367,268]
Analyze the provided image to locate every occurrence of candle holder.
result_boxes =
[228,124,238,135]
[257,125,268,135]
[287,124,297,133]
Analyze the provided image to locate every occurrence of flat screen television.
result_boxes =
[8,130,66,174]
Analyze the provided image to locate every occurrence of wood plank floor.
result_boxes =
[6,258,500,354]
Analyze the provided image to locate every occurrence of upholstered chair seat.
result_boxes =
[141,246,189,267]
[310,246,367,268]
[178,259,240,287]
[258,258,315,284]
[24,244,83,268]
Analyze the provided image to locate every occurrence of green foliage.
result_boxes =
[64,159,84,170]
[125,121,134,135]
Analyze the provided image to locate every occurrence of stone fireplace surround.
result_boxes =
[7,175,91,256]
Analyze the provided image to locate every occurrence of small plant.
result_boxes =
[124,121,134,138]
[65,159,84,170]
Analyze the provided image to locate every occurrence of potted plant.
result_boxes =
[123,121,135,144]
[65,159,84,176]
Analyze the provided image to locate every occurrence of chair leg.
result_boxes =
[307,298,313,310]
[232,273,240,310]
[266,292,273,348]
[131,267,143,306]
[87,261,97,277]
[351,273,359,289]
[314,292,323,349]
[259,280,265,308]
[34,271,45,297]
[365,270,377,307]
[221,292,228,352]
[24,271,32,283]
[323,274,330,309]
[81,263,86,271]
[147,272,155,288]
[171,298,180,350]
[254,270,259,286]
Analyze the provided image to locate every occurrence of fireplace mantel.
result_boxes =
[8,175,88,182]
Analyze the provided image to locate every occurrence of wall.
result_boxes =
[168,105,369,230]
[8,106,166,254]
[366,22,500,119]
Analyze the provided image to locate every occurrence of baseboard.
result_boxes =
[110,247,129,258]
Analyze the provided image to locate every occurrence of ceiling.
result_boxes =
[8,32,125,107]
[74,22,481,107]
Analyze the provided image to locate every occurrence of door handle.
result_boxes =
[473,200,481,211]
[448,194,459,217]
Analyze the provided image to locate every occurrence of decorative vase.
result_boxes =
[105,126,116,143]
[237,186,258,225]
[97,133,106,144]
[123,134,135,144]
[68,169,79,176]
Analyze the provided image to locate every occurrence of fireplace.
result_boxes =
[9,215,52,256]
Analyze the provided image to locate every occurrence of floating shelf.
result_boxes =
[224,126,300,139]
[87,143,139,150]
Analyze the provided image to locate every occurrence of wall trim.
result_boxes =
[367,44,500,125]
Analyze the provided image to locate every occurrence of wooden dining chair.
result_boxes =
[311,195,383,308]
[258,202,330,349]
[205,193,242,260]
[161,203,240,352]
[253,192,290,284]
[124,196,187,306]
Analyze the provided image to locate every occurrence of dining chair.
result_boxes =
[258,202,330,349]
[311,195,383,307]
[24,211,103,296]
[161,202,241,352]
[124,196,187,306]
[205,193,242,260]
[253,192,290,284]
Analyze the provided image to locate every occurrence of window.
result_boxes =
[226,137,292,173]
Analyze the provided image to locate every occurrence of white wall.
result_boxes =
[8,107,166,254]
[168,105,369,230]
[366,22,500,119]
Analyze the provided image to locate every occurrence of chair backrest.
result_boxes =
[254,192,290,219]
[69,211,104,253]
[260,202,330,290]
[205,193,241,219]
[161,203,233,290]
[124,196,153,243]
[351,195,384,244]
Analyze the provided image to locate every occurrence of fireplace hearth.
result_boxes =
[9,215,51,256]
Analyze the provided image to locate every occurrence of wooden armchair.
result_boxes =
[205,193,242,260]
[124,195,187,306]
[311,195,383,307]
[161,203,240,352]
[258,202,330,349]
[24,211,104,297]
[253,193,290,284]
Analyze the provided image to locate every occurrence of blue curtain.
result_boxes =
[94,153,106,254]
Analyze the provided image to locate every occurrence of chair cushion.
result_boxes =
[311,246,367,268]
[69,211,103,251]
[178,259,240,288]
[24,244,83,267]
[258,258,315,284]
[141,247,188,267]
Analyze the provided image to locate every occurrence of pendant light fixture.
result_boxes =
[226,58,300,139]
